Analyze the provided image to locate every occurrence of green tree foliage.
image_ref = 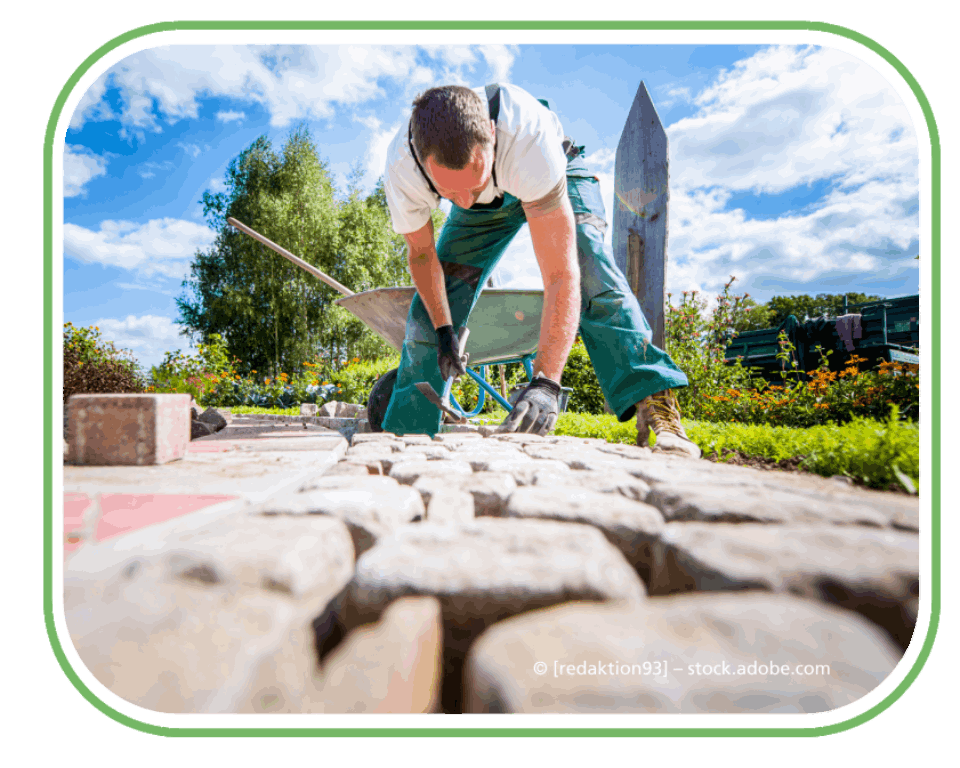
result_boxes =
[732,296,776,333]
[176,125,441,377]
[764,292,884,327]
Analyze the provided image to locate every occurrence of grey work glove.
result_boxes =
[436,325,467,381]
[497,376,561,436]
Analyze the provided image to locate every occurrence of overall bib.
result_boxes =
[382,92,688,437]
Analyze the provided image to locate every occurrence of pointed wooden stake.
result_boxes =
[613,82,669,350]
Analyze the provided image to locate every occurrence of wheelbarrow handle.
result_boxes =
[226,217,355,297]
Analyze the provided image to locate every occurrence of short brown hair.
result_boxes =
[410,85,492,170]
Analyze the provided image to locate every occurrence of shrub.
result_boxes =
[560,338,605,414]
[149,334,340,409]
[63,322,146,402]
[330,355,401,404]
[664,277,759,418]
[697,337,919,428]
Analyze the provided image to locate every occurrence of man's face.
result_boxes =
[423,120,496,209]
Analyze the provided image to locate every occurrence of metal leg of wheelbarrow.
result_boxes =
[449,366,488,418]
[448,353,537,416]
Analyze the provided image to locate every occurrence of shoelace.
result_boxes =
[644,390,684,436]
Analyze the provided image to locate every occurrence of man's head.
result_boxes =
[411,85,496,209]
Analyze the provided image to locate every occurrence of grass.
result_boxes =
[236,403,919,493]
[229,405,301,415]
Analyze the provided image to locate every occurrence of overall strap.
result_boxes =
[484,83,500,188]
[407,85,502,197]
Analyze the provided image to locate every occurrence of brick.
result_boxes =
[321,461,382,477]
[432,432,483,444]
[426,488,475,525]
[648,523,920,650]
[389,459,473,485]
[253,480,425,556]
[315,518,646,712]
[352,433,399,445]
[505,485,665,583]
[464,593,902,713]
[68,394,191,466]
[399,435,434,445]
[310,597,443,713]
[64,515,355,713]
[347,450,428,474]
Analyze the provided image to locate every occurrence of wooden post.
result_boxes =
[613,82,669,350]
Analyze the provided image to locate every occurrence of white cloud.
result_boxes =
[137,160,175,179]
[660,45,919,300]
[215,110,245,123]
[68,72,114,129]
[70,44,520,137]
[478,44,519,84]
[499,46,919,304]
[63,145,108,197]
[93,314,188,370]
[362,116,402,185]
[177,142,203,158]
[206,176,228,194]
[659,85,693,110]
[494,225,542,290]
[63,217,216,279]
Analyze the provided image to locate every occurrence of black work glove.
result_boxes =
[497,376,561,436]
[436,325,467,381]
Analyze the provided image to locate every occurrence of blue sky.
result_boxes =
[62,43,920,370]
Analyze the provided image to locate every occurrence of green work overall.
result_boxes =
[381,143,689,437]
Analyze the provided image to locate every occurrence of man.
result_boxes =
[379,83,700,458]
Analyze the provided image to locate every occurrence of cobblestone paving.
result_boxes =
[62,411,921,715]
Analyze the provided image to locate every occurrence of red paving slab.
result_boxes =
[63,491,239,551]
[94,493,238,542]
[64,492,93,529]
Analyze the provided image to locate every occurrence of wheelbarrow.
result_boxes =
[227,218,571,429]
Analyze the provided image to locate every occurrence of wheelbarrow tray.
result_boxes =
[336,287,544,366]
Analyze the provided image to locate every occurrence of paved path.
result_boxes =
[62,412,920,714]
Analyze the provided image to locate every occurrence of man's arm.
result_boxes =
[403,217,452,329]
[526,196,580,382]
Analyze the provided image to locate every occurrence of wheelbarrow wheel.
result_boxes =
[367,368,398,433]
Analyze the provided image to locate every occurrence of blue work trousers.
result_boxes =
[381,152,689,437]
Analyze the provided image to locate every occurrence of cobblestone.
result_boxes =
[60,411,923,715]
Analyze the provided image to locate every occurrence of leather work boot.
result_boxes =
[636,389,701,459]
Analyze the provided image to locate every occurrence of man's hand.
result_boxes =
[497,376,561,436]
[436,325,467,381]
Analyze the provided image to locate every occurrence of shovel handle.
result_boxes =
[227,217,355,297]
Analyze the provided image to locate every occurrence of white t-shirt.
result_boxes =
[383,83,568,235]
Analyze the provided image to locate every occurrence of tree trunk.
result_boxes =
[271,257,280,377]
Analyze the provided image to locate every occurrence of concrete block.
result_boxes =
[68,394,190,466]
